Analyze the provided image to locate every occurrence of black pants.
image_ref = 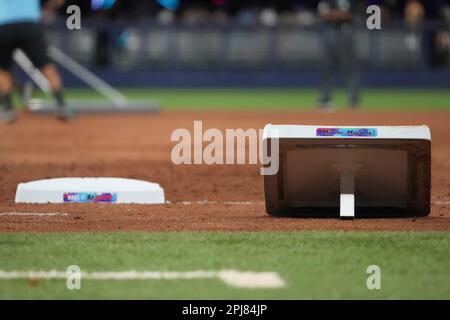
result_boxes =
[0,21,51,71]
[319,24,360,106]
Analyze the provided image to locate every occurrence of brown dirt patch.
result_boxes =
[0,110,449,232]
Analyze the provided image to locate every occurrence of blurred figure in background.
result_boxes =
[405,0,425,26]
[0,0,73,123]
[317,0,360,110]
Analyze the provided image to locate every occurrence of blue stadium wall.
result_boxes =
[57,68,450,88]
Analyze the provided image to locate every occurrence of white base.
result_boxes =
[263,124,431,140]
[15,178,165,204]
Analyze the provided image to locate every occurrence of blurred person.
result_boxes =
[422,0,450,67]
[0,0,73,123]
[404,0,425,26]
[378,0,400,20]
[156,9,176,25]
[259,7,279,27]
[444,3,450,21]
[181,6,211,25]
[317,0,360,110]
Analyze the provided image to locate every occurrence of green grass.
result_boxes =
[28,88,450,111]
[0,232,449,299]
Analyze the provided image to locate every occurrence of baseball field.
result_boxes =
[0,88,449,299]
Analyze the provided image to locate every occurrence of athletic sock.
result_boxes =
[1,94,13,111]
[53,90,66,108]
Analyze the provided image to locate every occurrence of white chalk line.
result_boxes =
[0,212,68,217]
[169,200,264,205]
[433,201,450,205]
[172,200,449,206]
[0,270,285,289]
[0,200,446,217]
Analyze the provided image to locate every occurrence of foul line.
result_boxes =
[171,200,449,206]
[0,270,285,289]
[169,200,264,205]
[0,201,445,214]
[0,212,68,217]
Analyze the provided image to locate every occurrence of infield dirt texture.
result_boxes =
[0,110,449,232]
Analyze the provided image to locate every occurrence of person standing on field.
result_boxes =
[0,0,74,123]
[318,0,361,110]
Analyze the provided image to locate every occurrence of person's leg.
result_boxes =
[0,69,15,123]
[0,68,16,122]
[40,64,65,108]
[20,22,73,120]
[40,64,74,120]
[319,28,337,108]
[338,27,360,108]
[0,25,16,123]
[0,69,13,109]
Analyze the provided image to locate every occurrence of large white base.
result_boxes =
[263,124,431,218]
[15,178,165,204]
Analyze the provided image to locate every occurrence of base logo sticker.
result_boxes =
[316,128,377,137]
[63,192,117,203]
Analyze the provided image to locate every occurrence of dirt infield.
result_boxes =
[0,111,449,232]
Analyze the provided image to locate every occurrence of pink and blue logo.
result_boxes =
[316,128,377,137]
[63,192,117,203]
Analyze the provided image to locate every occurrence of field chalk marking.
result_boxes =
[0,212,68,217]
[433,201,450,205]
[1,200,445,208]
[170,200,264,205]
[172,200,448,206]
[0,270,284,289]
